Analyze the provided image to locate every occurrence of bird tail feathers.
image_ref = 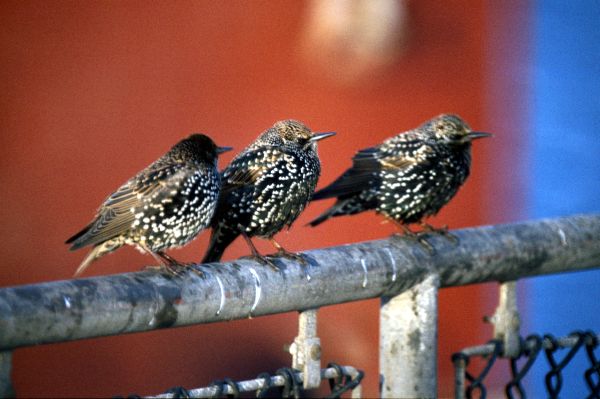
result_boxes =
[66,222,94,250]
[73,240,123,277]
[307,208,336,227]
[202,224,239,263]
[308,197,374,227]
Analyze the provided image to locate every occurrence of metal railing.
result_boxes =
[0,214,599,397]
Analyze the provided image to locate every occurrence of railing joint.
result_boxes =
[288,308,321,390]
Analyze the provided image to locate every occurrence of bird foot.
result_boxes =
[142,264,183,276]
[140,250,203,277]
[258,255,282,272]
[270,249,308,265]
[392,231,435,254]
[267,250,311,279]
[241,255,281,272]
[143,262,204,277]
[420,224,459,245]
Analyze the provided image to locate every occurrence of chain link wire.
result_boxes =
[453,330,599,399]
[114,363,363,399]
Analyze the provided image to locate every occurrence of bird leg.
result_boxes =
[155,251,201,276]
[267,238,307,265]
[240,233,281,272]
[140,245,202,276]
[419,222,459,244]
[142,251,185,276]
[389,219,435,254]
[157,251,206,277]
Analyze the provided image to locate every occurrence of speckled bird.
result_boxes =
[66,134,231,276]
[202,120,335,266]
[309,114,490,245]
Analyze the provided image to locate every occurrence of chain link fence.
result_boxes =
[453,331,600,398]
[115,363,363,399]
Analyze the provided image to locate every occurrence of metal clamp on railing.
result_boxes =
[288,308,322,389]
[486,281,521,358]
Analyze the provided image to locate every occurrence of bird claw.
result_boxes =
[142,264,184,276]
[272,250,308,265]
[415,233,436,254]
[142,262,204,277]
[178,263,205,278]
[267,251,312,279]
[242,255,281,272]
[438,230,459,245]
[392,232,435,254]
[259,256,282,272]
[420,224,459,245]
[437,227,458,244]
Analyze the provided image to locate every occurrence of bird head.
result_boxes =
[174,134,232,164]
[426,114,492,146]
[271,119,336,152]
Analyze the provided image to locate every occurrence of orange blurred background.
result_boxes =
[0,1,527,397]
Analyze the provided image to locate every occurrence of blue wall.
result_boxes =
[526,2,600,396]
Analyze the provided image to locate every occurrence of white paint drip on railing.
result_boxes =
[557,228,568,246]
[248,268,262,314]
[360,259,368,288]
[214,275,225,316]
[385,248,397,283]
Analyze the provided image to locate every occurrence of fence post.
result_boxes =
[0,351,14,398]
[380,274,440,398]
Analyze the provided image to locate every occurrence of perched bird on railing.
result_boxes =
[202,120,335,268]
[309,114,490,250]
[66,134,231,276]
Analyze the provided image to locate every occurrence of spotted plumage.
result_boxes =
[202,120,335,264]
[66,134,231,276]
[309,114,490,237]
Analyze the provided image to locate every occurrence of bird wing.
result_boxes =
[312,138,431,200]
[311,147,380,200]
[219,148,280,194]
[204,149,279,262]
[68,164,188,249]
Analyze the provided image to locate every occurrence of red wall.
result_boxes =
[0,1,519,397]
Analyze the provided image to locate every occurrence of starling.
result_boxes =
[309,114,490,248]
[202,120,335,267]
[66,134,232,276]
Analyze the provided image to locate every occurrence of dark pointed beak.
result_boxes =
[466,131,493,141]
[310,131,336,142]
[217,146,233,154]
